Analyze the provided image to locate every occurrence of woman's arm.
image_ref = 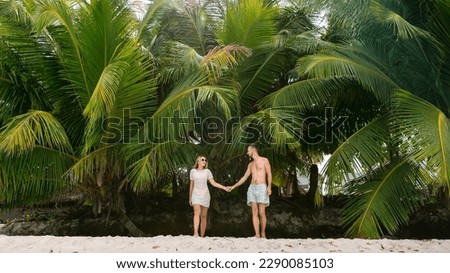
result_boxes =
[208,178,226,190]
[189,179,194,205]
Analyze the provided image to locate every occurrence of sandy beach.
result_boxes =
[0,235,449,253]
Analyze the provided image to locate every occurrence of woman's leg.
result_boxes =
[192,204,201,236]
[200,206,209,237]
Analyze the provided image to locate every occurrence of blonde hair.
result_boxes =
[193,155,208,169]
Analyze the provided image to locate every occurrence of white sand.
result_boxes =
[0,235,449,253]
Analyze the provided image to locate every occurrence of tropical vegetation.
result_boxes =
[0,0,449,238]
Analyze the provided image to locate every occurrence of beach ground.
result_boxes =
[0,235,449,253]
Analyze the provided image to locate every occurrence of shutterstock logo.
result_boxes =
[302,107,348,145]
[100,107,348,145]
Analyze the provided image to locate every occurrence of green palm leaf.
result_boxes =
[152,72,238,121]
[0,110,72,154]
[137,0,174,40]
[393,89,450,190]
[201,45,252,84]
[83,60,129,120]
[125,141,199,192]
[226,108,302,157]
[34,0,89,93]
[431,0,450,110]
[343,160,426,238]
[67,144,119,186]
[298,47,399,102]
[0,0,61,118]
[217,0,277,49]
[0,146,74,208]
[322,114,390,187]
[237,45,287,108]
[261,77,352,110]
[369,0,436,40]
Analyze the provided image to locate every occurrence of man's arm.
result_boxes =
[231,164,251,190]
[265,158,272,196]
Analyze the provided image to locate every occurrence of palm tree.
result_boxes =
[265,0,450,238]
[132,0,318,198]
[5,0,446,240]
[0,0,251,234]
[0,0,163,235]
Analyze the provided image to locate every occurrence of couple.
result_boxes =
[188,144,272,238]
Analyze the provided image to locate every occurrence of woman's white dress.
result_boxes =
[190,169,213,208]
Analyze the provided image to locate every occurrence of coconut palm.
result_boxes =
[0,0,181,235]
[266,0,450,238]
[133,0,319,197]
[0,0,250,235]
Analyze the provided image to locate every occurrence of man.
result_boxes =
[230,144,272,238]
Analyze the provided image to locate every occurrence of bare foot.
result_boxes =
[261,233,266,239]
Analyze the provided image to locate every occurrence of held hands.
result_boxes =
[220,185,234,192]
[226,185,235,192]
[221,185,232,192]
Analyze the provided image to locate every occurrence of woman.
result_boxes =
[189,155,227,237]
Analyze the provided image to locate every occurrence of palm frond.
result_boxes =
[237,45,288,109]
[393,89,450,191]
[342,160,426,238]
[33,0,89,92]
[0,110,72,155]
[260,77,352,109]
[369,0,435,41]
[153,72,238,120]
[173,1,213,55]
[430,0,450,112]
[157,41,204,84]
[226,108,302,157]
[217,0,278,49]
[0,0,35,26]
[0,0,61,117]
[137,0,174,39]
[82,61,129,120]
[201,44,252,84]
[0,146,74,208]
[322,114,390,187]
[67,144,121,186]
[125,141,199,192]
[287,30,338,55]
[298,48,399,102]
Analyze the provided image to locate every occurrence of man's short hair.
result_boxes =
[248,143,259,153]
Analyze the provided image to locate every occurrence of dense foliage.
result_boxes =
[0,0,449,238]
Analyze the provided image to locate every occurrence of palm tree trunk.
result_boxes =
[289,166,300,198]
[172,172,178,197]
[116,193,146,237]
[308,164,318,209]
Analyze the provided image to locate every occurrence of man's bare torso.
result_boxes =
[249,157,268,184]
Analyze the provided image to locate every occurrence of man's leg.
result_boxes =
[258,203,267,238]
[192,204,201,237]
[200,206,209,237]
[250,202,260,238]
